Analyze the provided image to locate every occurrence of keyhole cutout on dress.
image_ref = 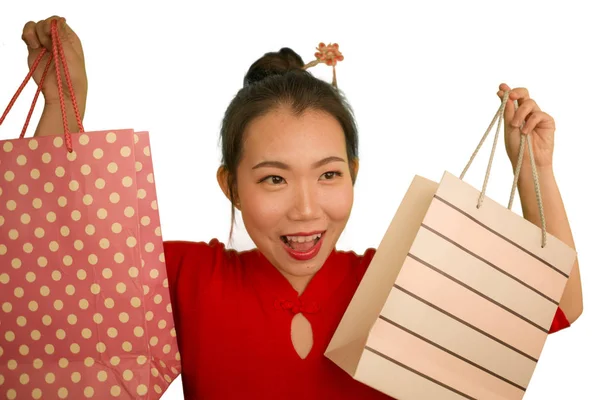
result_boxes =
[290,313,313,359]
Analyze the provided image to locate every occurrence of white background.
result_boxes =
[1,1,598,399]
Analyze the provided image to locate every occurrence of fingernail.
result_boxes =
[511,120,520,127]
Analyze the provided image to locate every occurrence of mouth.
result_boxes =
[280,231,324,252]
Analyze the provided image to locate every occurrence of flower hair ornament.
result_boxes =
[302,42,344,88]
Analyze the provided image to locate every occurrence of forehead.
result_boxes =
[242,107,347,162]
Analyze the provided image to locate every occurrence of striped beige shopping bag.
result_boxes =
[325,93,576,400]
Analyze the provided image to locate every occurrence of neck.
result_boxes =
[283,272,316,296]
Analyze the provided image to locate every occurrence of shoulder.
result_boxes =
[163,239,254,287]
[164,238,231,267]
[330,247,377,281]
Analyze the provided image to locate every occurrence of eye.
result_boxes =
[320,171,343,180]
[259,175,286,185]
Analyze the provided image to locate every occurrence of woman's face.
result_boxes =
[232,106,357,291]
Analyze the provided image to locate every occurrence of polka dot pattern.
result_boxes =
[0,131,180,398]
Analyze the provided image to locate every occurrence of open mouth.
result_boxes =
[280,232,323,252]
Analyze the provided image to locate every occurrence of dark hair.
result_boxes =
[219,47,359,241]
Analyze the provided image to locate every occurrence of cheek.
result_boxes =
[320,183,354,222]
[237,182,287,235]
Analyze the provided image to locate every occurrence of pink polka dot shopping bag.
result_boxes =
[0,20,181,399]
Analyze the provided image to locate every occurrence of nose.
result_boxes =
[288,181,321,221]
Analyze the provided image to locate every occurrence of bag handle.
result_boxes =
[0,19,84,152]
[460,91,547,248]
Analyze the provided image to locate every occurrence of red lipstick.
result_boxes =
[281,231,325,261]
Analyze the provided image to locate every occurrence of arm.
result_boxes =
[517,164,583,324]
[499,83,583,325]
[34,103,85,137]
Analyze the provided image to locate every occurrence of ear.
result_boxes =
[217,166,240,209]
[350,158,359,182]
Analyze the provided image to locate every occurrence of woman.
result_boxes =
[21,15,583,399]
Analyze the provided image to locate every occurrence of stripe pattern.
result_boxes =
[362,173,574,400]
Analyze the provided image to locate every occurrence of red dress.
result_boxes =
[164,239,570,399]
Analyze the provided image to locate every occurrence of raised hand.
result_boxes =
[21,16,88,111]
[498,83,555,170]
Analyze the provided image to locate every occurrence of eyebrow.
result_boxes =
[252,156,347,170]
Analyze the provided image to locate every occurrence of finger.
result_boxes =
[522,111,554,134]
[34,19,52,49]
[511,99,539,128]
[51,16,71,44]
[497,83,512,99]
[499,83,512,93]
[35,16,65,50]
[509,87,530,106]
[22,21,40,49]
[498,88,516,121]
[512,99,540,128]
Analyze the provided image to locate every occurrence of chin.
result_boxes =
[281,257,326,278]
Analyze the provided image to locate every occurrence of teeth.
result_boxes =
[285,233,321,243]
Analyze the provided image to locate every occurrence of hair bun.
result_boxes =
[243,47,305,87]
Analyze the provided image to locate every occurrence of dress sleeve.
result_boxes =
[349,248,378,281]
[549,306,570,334]
[162,238,229,311]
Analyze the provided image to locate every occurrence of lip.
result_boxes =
[281,231,326,261]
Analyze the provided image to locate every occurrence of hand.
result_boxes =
[497,83,555,170]
[21,16,88,110]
